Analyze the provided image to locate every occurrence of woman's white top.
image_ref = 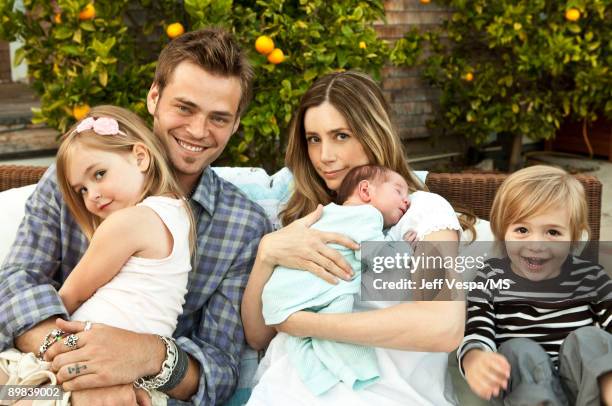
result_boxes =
[248,191,462,405]
[71,196,192,337]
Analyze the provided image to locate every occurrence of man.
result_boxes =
[0,28,271,405]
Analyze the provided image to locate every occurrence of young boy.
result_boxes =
[458,165,612,405]
[261,164,411,395]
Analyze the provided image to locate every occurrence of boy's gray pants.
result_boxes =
[492,326,612,406]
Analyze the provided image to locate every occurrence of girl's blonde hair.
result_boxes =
[490,165,589,241]
[280,70,425,226]
[56,105,196,250]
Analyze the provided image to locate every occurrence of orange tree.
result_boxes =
[0,1,162,130]
[1,0,398,170]
[395,0,611,169]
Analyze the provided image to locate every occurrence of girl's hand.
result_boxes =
[462,348,511,400]
[259,205,359,284]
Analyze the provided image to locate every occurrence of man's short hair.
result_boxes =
[154,28,254,116]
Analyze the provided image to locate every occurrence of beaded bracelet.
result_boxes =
[133,335,177,393]
[37,328,66,360]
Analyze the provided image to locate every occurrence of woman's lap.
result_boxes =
[248,333,455,406]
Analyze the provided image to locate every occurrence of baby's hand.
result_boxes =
[403,230,417,243]
[462,348,511,400]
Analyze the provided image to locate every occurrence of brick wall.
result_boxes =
[377,1,465,166]
[0,41,11,83]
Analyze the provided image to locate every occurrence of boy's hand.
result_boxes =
[462,348,511,400]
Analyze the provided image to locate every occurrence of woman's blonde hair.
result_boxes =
[280,70,425,226]
[490,165,589,241]
[56,105,196,250]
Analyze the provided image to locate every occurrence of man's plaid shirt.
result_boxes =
[0,165,271,405]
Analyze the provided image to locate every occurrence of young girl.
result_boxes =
[0,105,194,405]
[458,165,612,405]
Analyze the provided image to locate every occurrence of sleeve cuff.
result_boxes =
[457,340,495,378]
[1,283,68,351]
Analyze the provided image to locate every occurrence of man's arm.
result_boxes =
[48,210,271,405]
[0,166,71,352]
[174,219,270,404]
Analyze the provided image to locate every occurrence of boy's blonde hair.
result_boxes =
[56,105,195,249]
[490,165,589,241]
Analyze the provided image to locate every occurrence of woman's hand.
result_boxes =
[462,348,510,400]
[259,204,359,284]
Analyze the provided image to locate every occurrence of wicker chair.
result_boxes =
[0,164,603,240]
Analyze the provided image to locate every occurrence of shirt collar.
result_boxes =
[189,167,217,215]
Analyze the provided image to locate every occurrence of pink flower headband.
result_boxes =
[74,117,127,136]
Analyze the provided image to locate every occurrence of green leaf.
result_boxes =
[13,46,25,67]
[59,45,81,56]
[80,21,95,31]
[341,25,353,38]
[72,29,82,44]
[53,26,73,40]
[91,37,116,58]
[303,69,318,81]
[99,68,108,87]
[563,99,570,116]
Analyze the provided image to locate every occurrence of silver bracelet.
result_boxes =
[133,335,178,393]
[37,328,66,360]
[158,344,189,392]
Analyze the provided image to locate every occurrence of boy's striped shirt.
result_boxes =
[457,255,611,375]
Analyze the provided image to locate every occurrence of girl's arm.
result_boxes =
[58,206,166,314]
[277,229,466,352]
[241,205,360,350]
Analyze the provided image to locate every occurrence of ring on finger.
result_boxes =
[83,321,92,332]
[63,334,79,351]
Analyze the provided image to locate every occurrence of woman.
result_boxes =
[242,71,465,405]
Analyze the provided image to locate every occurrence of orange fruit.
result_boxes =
[420,0,431,4]
[73,104,90,121]
[267,48,284,64]
[78,4,95,20]
[359,41,367,49]
[565,8,580,22]
[53,13,62,24]
[464,72,474,82]
[255,35,275,55]
[166,22,185,39]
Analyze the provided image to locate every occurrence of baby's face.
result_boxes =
[504,206,572,281]
[369,171,410,227]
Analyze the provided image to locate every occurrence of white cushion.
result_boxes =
[213,167,429,230]
[0,184,36,264]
